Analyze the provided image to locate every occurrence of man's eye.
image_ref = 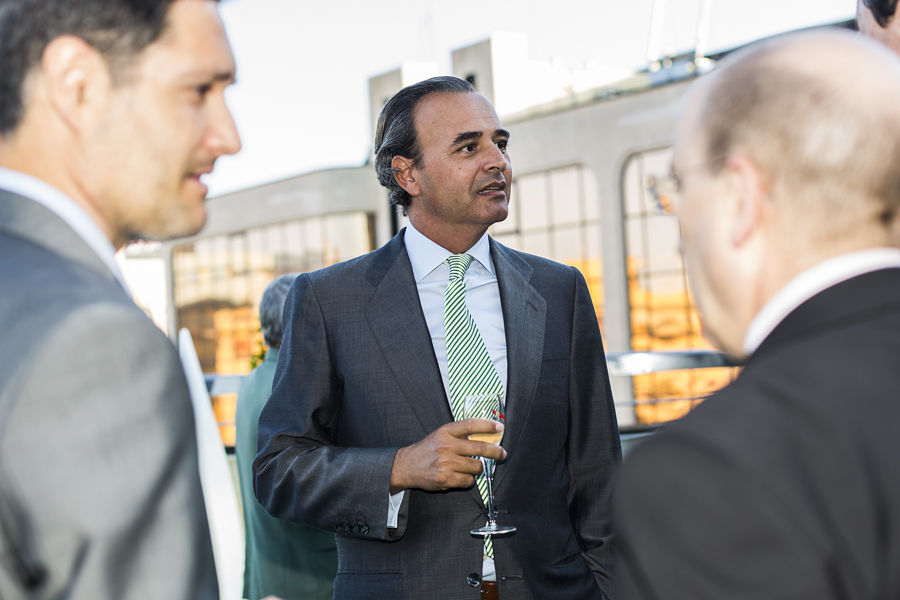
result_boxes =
[497,140,508,152]
[461,143,477,153]
[194,83,213,99]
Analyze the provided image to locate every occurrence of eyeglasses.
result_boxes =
[644,171,680,215]
[645,157,725,215]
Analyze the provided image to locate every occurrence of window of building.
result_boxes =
[622,148,736,424]
[172,211,375,444]
[492,164,604,326]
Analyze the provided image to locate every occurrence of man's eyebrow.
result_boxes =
[181,69,237,84]
[451,131,483,145]
[212,70,236,84]
[450,128,511,145]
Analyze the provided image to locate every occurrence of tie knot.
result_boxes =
[447,254,473,281]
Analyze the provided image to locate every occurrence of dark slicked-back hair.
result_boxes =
[373,75,475,214]
[0,0,210,135]
[864,0,900,27]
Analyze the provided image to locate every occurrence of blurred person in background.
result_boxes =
[235,273,337,600]
[0,0,240,597]
[614,29,900,599]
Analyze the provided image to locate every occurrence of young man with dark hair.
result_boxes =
[0,1,241,597]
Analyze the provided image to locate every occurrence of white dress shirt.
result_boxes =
[743,248,900,355]
[403,222,508,403]
[388,222,508,580]
[0,166,128,290]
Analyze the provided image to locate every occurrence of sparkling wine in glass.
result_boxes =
[464,392,516,536]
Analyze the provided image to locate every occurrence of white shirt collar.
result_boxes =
[404,222,494,282]
[0,166,128,290]
[743,248,900,355]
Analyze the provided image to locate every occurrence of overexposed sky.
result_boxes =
[207,0,855,196]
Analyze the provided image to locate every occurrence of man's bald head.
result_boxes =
[688,29,900,243]
[672,29,900,358]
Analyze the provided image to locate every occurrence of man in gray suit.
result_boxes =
[255,76,621,600]
[0,0,240,597]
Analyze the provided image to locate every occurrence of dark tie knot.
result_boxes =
[447,253,473,281]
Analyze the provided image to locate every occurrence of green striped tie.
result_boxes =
[444,253,504,560]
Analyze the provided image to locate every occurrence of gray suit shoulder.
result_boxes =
[0,234,215,600]
[1,226,135,316]
[1,231,166,362]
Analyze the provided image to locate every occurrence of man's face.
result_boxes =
[85,0,240,244]
[671,100,737,354]
[857,0,900,55]
[407,92,511,233]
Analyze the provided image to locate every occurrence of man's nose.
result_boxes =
[484,144,509,172]
[207,97,242,157]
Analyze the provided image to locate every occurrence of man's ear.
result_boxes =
[723,154,768,248]
[391,155,420,197]
[40,35,109,133]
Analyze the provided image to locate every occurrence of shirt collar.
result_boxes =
[743,248,900,355]
[404,221,494,282]
[0,166,128,290]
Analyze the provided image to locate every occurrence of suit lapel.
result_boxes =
[491,240,546,489]
[365,231,455,437]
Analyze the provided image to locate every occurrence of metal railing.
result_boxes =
[206,349,739,455]
[204,373,244,397]
[606,349,739,455]
[606,349,736,377]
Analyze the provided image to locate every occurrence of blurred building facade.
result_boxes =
[117,29,799,438]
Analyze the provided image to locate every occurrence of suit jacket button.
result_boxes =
[466,573,481,587]
[360,524,369,534]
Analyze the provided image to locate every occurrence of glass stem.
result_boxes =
[481,457,497,523]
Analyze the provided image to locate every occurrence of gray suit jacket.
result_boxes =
[0,190,218,599]
[255,230,621,600]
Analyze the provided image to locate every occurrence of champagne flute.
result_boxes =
[464,392,516,536]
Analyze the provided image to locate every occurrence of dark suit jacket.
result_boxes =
[0,190,218,598]
[613,268,900,599]
[235,347,337,600]
[254,229,621,600]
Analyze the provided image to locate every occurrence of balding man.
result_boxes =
[613,30,900,599]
